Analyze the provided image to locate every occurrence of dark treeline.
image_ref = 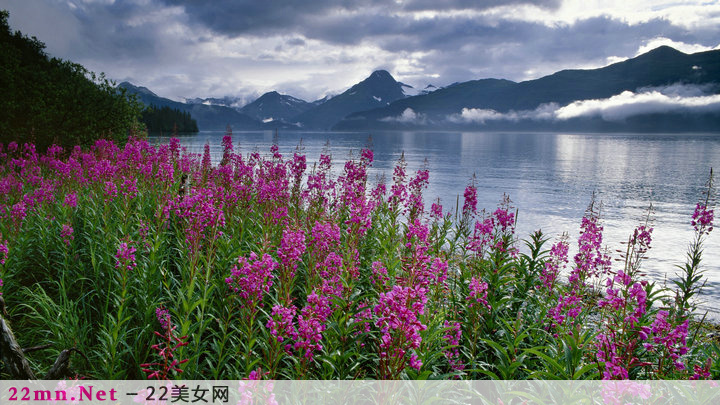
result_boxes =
[0,10,143,151]
[141,105,199,133]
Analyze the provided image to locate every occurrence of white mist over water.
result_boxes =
[152,130,720,317]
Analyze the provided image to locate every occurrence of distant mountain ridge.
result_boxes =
[239,91,313,124]
[119,82,263,130]
[186,96,247,109]
[335,46,720,131]
[121,46,720,132]
[291,70,409,129]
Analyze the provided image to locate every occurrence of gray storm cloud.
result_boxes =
[448,84,720,123]
[3,1,720,101]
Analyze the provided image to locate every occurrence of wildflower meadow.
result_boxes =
[0,134,717,381]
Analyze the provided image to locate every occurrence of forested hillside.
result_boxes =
[0,10,142,151]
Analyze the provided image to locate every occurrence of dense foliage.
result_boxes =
[0,136,717,380]
[141,105,199,134]
[0,10,143,151]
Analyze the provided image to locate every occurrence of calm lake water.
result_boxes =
[153,130,720,317]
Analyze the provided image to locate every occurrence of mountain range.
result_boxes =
[120,46,720,132]
[118,82,263,130]
[239,91,313,123]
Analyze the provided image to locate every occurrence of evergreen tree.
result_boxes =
[0,10,143,151]
[140,105,199,133]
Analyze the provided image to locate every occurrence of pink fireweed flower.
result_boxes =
[596,269,650,379]
[0,175,22,196]
[467,277,491,310]
[599,270,647,328]
[623,224,654,277]
[630,225,653,255]
[225,252,277,309]
[270,206,289,225]
[406,218,430,247]
[429,258,449,286]
[290,153,307,183]
[409,354,422,370]
[63,192,78,208]
[0,235,8,265]
[201,143,211,172]
[319,153,332,170]
[361,148,374,164]
[266,304,298,345]
[546,293,582,333]
[374,285,428,377]
[399,220,448,288]
[492,206,515,234]
[406,169,430,218]
[443,321,464,374]
[339,158,368,203]
[645,310,689,370]
[690,358,713,380]
[317,252,344,298]
[169,137,181,159]
[371,261,390,291]
[247,369,260,380]
[115,241,137,271]
[408,169,429,193]
[430,201,443,220]
[539,239,569,292]
[595,330,630,380]
[157,161,175,184]
[138,220,151,251]
[179,153,196,174]
[277,229,306,278]
[222,134,234,161]
[310,222,341,257]
[570,206,611,288]
[370,181,387,208]
[270,144,282,160]
[468,217,494,255]
[61,224,74,246]
[155,307,171,331]
[141,307,189,380]
[388,154,407,211]
[691,203,714,235]
[462,185,477,216]
[169,187,226,255]
[103,181,118,202]
[11,201,27,225]
[294,292,332,360]
[305,156,335,208]
[346,195,372,236]
[121,176,139,200]
[255,159,290,207]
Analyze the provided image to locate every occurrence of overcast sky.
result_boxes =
[3,0,720,103]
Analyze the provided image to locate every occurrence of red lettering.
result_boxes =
[79,385,93,401]
[34,391,51,401]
